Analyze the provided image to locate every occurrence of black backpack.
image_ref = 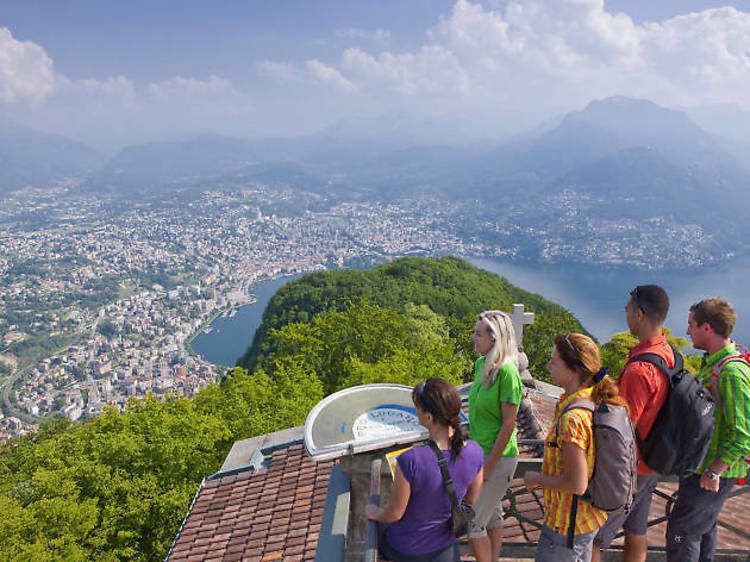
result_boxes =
[631,345,715,476]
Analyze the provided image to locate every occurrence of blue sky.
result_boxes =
[1,0,749,150]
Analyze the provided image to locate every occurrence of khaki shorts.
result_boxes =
[468,455,518,539]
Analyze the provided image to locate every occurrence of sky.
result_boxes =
[1,0,749,151]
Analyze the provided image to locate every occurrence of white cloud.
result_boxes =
[257,60,296,81]
[0,27,56,103]
[336,28,391,42]
[306,59,356,93]
[303,0,750,113]
[146,75,237,99]
[4,2,750,147]
[342,46,469,97]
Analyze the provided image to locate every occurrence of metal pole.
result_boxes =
[365,458,382,562]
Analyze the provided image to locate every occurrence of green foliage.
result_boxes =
[0,362,324,561]
[0,256,591,560]
[600,327,699,377]
[240,256,586,381]
[97,319,118,339]
[265,301,468,392]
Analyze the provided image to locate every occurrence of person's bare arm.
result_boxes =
[483,401,518,480]
[524,441,588,495]
[365,465,411,522]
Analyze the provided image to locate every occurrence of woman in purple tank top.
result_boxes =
[365,377,484,562]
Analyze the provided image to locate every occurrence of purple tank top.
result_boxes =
[385,440,483,555]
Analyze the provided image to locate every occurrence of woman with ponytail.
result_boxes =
[524,333,628,561]
[467,310,523,562]
[365,377,483,562]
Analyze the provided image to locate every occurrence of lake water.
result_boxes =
[191,274,301,366]
[468,256,750,346]
[191,256,750,366]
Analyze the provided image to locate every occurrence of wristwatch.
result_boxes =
[704,469,721,481]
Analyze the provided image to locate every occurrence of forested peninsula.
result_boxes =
[0,257,623,560]
[240,256,586,384]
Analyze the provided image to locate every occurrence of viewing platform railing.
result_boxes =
[367,444,750,561]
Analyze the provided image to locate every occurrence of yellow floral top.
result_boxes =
[542,387,607,536]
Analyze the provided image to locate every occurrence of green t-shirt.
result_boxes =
[468,356,522,457]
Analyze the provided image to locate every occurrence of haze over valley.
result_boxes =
[2,0,750,447]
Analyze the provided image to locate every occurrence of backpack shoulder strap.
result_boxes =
[631,344,684,376]
[559,398,596,550]
[426,439,459,510]
[553,398,596,444]
[564,398,596,413]
[712,354,750,379]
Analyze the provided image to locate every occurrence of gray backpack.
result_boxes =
[555,399,638,547]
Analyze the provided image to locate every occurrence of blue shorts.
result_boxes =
[535,524,596,562]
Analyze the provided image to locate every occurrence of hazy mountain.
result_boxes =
[467,96,748,212]
[215,161,334,193]
[85,134,258,195]
[0,121,103,193]
[686,104,750,171]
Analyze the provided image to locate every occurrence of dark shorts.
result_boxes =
[594,472,660,548]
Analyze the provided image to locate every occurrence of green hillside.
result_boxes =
[239,256,587,384]
[0,256,592,560]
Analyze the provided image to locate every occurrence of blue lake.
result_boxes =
[190,274,301,366]
[468,256,750,347]
[191,256,750,366]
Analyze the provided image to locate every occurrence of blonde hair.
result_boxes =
[478,310,519,389]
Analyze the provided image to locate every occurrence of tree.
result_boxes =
[600,327,698,377]
[96,320,117,340]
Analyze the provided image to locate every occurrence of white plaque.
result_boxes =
[351,407,423,440]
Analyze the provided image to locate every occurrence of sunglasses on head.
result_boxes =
[630,287,646,313]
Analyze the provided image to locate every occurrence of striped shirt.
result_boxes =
[696,343,750,479]
[542,387,607,536]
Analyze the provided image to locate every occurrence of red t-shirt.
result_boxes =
[618,334,673,474]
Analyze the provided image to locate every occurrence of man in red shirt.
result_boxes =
[593,285,672,562]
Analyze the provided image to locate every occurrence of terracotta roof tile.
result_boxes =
[167,443,333,561]
[169,385,749,560]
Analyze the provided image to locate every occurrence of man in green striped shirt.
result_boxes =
[666,297,750,561]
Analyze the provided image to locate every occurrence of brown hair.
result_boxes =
[690,298,736,339]
[554,333,629,412]
[412,377,466,456]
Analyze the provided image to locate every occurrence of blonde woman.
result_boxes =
[467,310,522,562]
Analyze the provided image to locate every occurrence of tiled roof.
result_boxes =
[168,443,334,562]
[168,383,749,561]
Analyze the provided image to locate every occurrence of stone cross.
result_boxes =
[511,303,535,348]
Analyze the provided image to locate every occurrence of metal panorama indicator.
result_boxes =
[304,383,468,462]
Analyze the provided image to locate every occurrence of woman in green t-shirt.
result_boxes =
[468,310,522,562]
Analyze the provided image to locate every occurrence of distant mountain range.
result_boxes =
[2,96,749,239]
[84,134,258,195]
[0,121,104,193]
[469,97,750,233]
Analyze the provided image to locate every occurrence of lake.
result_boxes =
[468,256,750,347]
[191,256,750,366]
[190,274,301,366]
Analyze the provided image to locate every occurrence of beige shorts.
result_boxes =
[468,455,518,539]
